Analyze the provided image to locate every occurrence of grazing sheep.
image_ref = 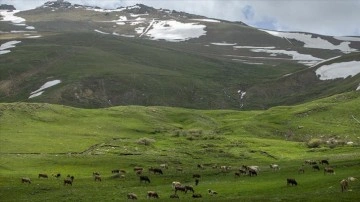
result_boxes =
[319,160,329,165]
[172,181,181,189]
[270,164,279,171]
[38,173,48,179]
[127,193,138,200]
[147,191,159,199]
[94,175,101,182]
[64,179,73,186]
[192,193,202,198]
[52,173,61,178]
[312,165,320,171]
[174,185,187,194]
[140,175,150,183]
[287,178,298,186]
[248,169,257,177]
[149,167,163,175]
[220,165,232,172]
[21,177,31,184]
[324,167,335,175]
[208,189,218,195]
[340,179,349,192]
[112,169,120,173]
[348,177,358,181]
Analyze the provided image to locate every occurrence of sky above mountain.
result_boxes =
[1,0,359,37]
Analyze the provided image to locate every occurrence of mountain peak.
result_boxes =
[42,0,72,9]
[0,4,16,10]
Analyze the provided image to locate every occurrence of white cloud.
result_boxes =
[1,0,359,36]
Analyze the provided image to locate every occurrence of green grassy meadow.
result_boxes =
[1,92,360,201]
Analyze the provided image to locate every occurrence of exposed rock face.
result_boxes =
[0,4,16,10]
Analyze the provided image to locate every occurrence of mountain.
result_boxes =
[0,1,359,109]
[0,4,15,10]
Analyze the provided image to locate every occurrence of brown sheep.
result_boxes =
[147,191,159,198]
[340,179,349,192]
[38,173,48,179]
[21,177,31,184]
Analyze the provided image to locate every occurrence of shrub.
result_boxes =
[136,137,155,146]
[307,138,322,148]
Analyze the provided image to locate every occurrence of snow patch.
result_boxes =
[211,42,237,46]
[94,29,109,34]
[26,26,35,30]
[251,48,322,66]
[86,7,125,12]
[0,10,25,24]
[357,84,360,91]
[26,35,42,38]
[130,13,149,17]
[315,61,360,80]
[120,34,135,38]
[191,19,220,23]
[145,20,206,42]
[261,30,357,53]
[0,40,21,55]
[334,36,360,42]
[234,46,275,49]
[30,80,61,97]
[29,91,44,99]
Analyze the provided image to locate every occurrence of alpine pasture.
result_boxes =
[0,92,359,201]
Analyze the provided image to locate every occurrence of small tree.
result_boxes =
[307,138,322,148]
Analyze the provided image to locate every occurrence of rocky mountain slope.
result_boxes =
[0,1,359,109]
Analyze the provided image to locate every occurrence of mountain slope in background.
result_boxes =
[0,1,359,109]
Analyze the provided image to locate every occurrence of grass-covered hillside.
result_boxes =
[0,92,359,201]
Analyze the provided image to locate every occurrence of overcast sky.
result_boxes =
[1,0,359,36]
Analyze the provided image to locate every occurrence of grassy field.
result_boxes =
[0,91,360,201]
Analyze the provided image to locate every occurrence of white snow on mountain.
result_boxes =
[29,80,61,99]
[130,13,149,17]
[211,42,237,46]
[250,48,322,66]
[190,19,220,23]
[262,30,357,53]
[357,83,360,91]
[233,46,276,49]
[145,20,206,42]
[29,91,44,99]
[94,29,109,34]
[334,36,360,42]
[315,61,360,80]
[0,40,21,55]
[0,10,25,24]
[1,9,40,37]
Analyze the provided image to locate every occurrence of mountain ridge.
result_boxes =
[0,1,359,109]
